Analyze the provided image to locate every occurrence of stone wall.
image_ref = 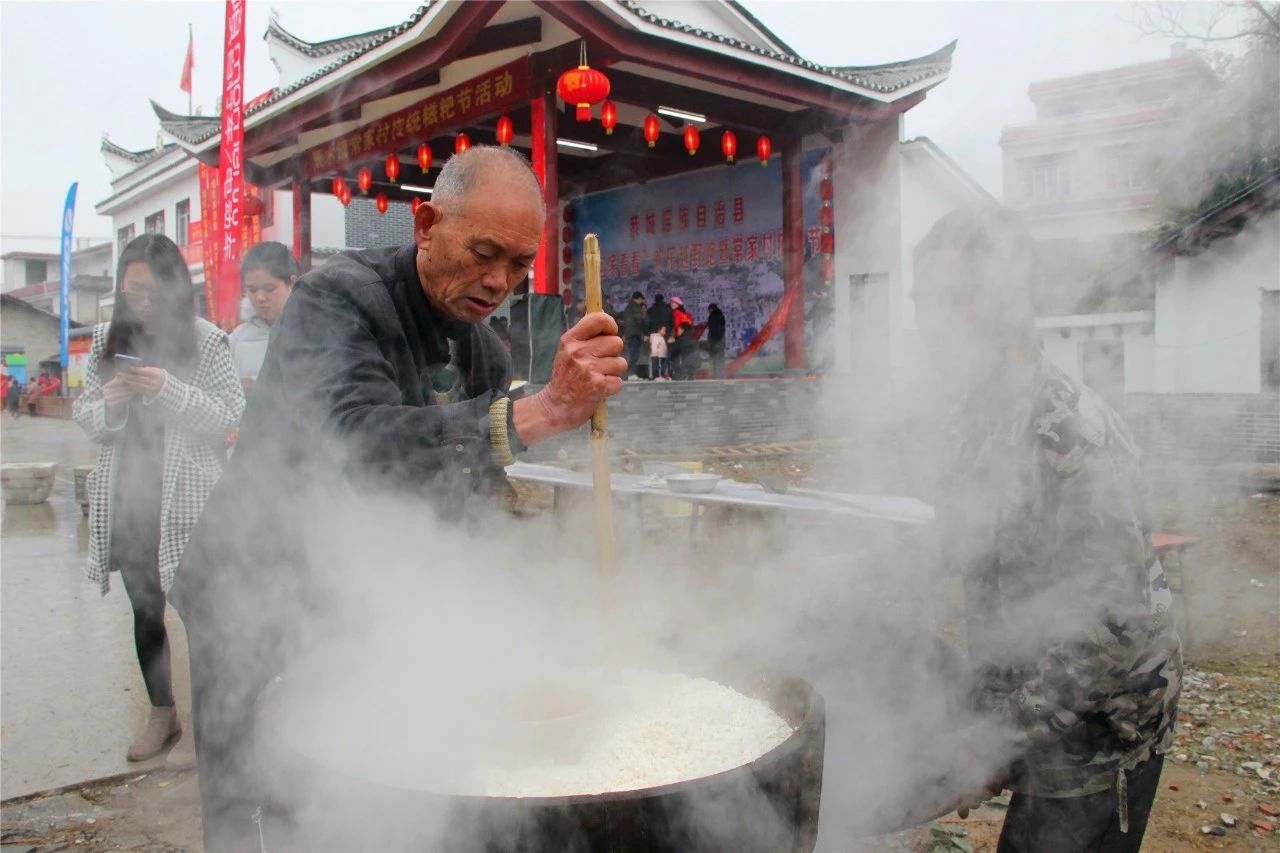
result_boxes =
[1121,392,1280,464]
[521,378,826,458]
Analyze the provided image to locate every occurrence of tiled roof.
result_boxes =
[615,1,954,94]
[101,136,177,165]
[151,100,221,146]
[156,0,950,148]
[265,13,401,58]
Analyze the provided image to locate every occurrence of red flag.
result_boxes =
[180,25,194,94]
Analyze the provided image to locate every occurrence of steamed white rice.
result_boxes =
[277,668,794,798]
[482,671,794,797]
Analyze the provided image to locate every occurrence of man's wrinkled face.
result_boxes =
[417,174,543,324]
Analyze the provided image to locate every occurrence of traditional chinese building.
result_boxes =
[149,0,953,397]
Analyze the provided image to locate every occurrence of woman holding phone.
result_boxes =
[73,234,245,764]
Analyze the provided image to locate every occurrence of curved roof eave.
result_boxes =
[158,0,953,157]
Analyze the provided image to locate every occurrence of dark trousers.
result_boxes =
[624,336,644,377]
[997,754,1165,853]
[710,341,725,377]
[650,356,669,379]
[117,545,174,708]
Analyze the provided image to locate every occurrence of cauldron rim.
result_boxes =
[256,666,823,807]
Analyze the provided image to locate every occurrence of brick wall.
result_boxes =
[344,198,413,250]
[1121,393,1280,464]
[522,378,826,458]
[520,378,1280,467]
[0,301,61,367]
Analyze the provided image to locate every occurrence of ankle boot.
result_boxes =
[127,705,181,761]
[166,721,197,769]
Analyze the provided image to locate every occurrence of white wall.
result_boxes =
[830,119,902,380]
[1155,215,1280,393]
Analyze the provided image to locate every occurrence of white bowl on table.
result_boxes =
[664,473,722,494]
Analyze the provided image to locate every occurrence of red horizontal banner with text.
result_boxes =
[304,58,531,177]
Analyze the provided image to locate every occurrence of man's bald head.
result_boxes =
[413,145,545,325]
[432,145,544,213]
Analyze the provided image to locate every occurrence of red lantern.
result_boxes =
[820,233,834,254]
[339,186,351,207]
[600,100,617,135]
[496,115,514,146]
[243,195,265,218]
[561,226,573,243]
[412,197,423,215]
[820,207,834,228]
[563,206,573,223]
[331,176,346,197]
[375,193,388,214]
[644,114,660,148]
[556,43,610,122]
[820,180,833,202]
[385,154,400,182]
[417,143,433,172]
[721,130,737,164]
[357,167,372,194]
[683,125,700,157]
[562,247,573,265]
[757,135,772,166]
[455,133,471,155]
[561,268,573,285]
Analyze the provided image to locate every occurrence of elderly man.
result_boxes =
[913,205,1181,853]
[172,146,625,850]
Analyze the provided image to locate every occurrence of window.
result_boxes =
[1021,154,1073,201]
[117,224,135,253]
[144,210,165,235]
[1102,145,1145,192]
[175,199,191,246]
[24,259,47,285]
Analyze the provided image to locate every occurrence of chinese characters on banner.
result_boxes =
[196,162,262,320]
[303,59,531,177]
[216,0,247,329]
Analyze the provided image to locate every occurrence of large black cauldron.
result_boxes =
[254,669,824,852]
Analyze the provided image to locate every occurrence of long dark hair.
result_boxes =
[103,234,198,373]
[240,240,301,284]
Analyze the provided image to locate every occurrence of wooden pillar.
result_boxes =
[292,163,312,273]
[530,91,559,296]
[782,134,806,371]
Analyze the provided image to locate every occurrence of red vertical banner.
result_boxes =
[217,0,247,329]
[197,162,221,316]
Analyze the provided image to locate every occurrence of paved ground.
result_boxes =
[0,416,195,800]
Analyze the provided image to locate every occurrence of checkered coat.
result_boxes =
[73,319,245,595]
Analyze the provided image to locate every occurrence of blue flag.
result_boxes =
[59,182,78,370]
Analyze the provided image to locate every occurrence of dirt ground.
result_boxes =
[2,448,1275,851]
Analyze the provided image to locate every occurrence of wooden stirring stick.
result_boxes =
[582,234,617,580]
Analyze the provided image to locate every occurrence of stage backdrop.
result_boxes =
[566,149,828,374]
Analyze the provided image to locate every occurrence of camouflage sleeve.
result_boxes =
[992,433,1158,748]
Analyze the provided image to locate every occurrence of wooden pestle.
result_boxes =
[582,234,617,580]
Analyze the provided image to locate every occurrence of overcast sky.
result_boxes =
[0,1,1195,253]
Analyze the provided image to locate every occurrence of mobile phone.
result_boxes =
[113,354,145,371]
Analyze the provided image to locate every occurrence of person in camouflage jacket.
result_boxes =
[914,204,1182,852]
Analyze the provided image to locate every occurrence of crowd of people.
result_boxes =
[58,145,1179,853]
[586,289,726,381]
[1,371,63,417]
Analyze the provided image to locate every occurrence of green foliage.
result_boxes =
[928,821,974,853]
[1141,4,1280,228]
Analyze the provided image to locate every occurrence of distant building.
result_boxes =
[0,294,82,384]
[1000,45,1214,313]
[1,242,114,324]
